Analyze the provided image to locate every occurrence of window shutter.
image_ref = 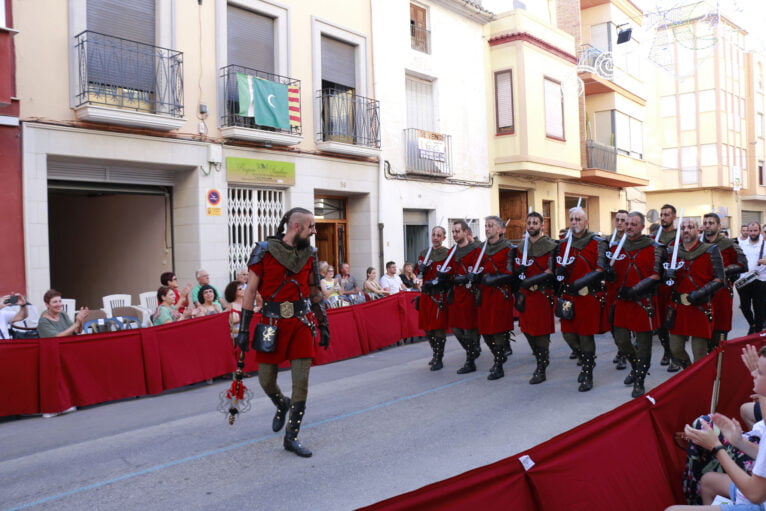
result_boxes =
[227,5,275,74]
[410,3,426,28]
[87,0,155,45]
[495,71,513,133]
[322,36,356,90]
[544,78,564,139]
[406,76,434,132]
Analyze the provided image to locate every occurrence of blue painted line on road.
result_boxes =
[5,374,481,511]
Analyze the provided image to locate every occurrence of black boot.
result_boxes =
[578,354,594,392]
[430,337,446,371]
[616,353,627,370]
[427,336,436,367]
[487,342,507,381]
[457,338,480,374]
[659,331,671,366]
[667,359,681,372]
[569,350,579,360]
[631,358,650,398]
[529,346,549,385]
[283,401,312,458]
[267,393,291,432]
[623,356,637,385]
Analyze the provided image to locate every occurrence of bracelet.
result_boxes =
[710,445,726,457]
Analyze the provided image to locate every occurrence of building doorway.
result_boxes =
[403,209,429,266]
[315,196,348,269]
[499,189,528,242]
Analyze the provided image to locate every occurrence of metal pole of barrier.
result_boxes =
[710,349,724,415]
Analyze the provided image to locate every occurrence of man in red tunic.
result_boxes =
[702,212,747,350]
[447,220,482,374]
[663,218,724,367]
[555,207,606,392]
[417,226,450,371]
[516,211,558,384]
[236,207,330,458]
[476,215,516,381]
[609,211,664,397]
[606,210,629,370]
[657,204,679,371]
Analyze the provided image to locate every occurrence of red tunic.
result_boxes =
[448,243,480,330]
[559,233,606,335]
[477,240,515,335]
[611,238,661,333]
[665,242,721,339]
[418,247,450,331]
[518,241,556,336]
[250,251,315,364]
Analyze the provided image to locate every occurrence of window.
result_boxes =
[698,90,716,112]
[594,110,613,146]
[679,93,696,131]
[227,5,275,74]
[322,35,356,92]
[700,144,718,166]
[759,160,764,186]
[594,109,642,158]
[410,3,429,54]
[660,96,676,117]
[662,148,677,169]
[0,0,6,28]
[544,78,564,140]
[406,75,435,131]
[495,70,514,134]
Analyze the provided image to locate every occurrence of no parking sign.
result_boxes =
[206,189,222,216]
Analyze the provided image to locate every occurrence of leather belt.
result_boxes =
[262,299,310,319]
[672,292,691,306]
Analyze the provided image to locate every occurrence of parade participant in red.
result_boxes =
[417,226,450,371]
[447,220,482,374]
[606,210,629,371]
[657,204,679,371]
[702,212,747,350]
[555,206,606,392]
[475,215,516,381]
[664,218,724,368]
[516,211,558,385]
[236,207,330,458]
[610,211,664,398]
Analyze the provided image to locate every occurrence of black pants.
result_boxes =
[738,280,766,332]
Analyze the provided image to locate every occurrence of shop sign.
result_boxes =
[226,157,295,186]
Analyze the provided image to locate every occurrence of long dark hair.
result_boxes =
[275,207,313,237]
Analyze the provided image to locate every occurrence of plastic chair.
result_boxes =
[102,294,132,317]
[112,306,145,328]
[138,291,158,311]
[82,317,124,334]
[60,299,76,322]
[112,316,141,330]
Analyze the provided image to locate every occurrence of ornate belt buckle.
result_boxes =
[578,286,589,296]
[680,293,691,306]
[279,301,294,318]
[529,285,539,292]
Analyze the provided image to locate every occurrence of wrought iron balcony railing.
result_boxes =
[586,140,617,172]
[315,89,380,149]
[410,24,431,54]
[404,128,453,177]
[220,64,301,136]
[74,30,183,118]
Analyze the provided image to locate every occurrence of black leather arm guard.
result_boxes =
[235,308,254,352]
[619,277,658,301]
[519,271,553,290]
[311,300,330,349]
[454,272,481,286]
[724,264,746,279]
[688,280,724,306]
[569,271,602,293]
[602,265,616,282]
[482,272,515,287]
[424,272,452,294]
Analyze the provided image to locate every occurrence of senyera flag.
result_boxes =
[236,72,290,131]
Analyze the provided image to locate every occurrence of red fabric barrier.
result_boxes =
[0,341,40,414]
[354,295,407,353]
[314,305,366,364]
[398,291,424,339]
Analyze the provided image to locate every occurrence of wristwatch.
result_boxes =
[710,445,726,457]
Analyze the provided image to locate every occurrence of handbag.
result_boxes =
[9,327,39,340]
[252,322,278,353]
[554,298,575,320]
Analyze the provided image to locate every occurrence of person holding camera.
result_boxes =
[0,293,29,340]
[37,289,89,338]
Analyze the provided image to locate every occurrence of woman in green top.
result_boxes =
[153,286,194,325]
[37,289,89,338]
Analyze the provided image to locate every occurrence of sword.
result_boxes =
[468,239,488,277]
[609,233,627,267]
[558,197,582,266]
[664,208,685,285]
[517,231,530,280]
[654,225,663,243]
[418,245,433,279]
[438,244,458,273]
[610,230,617,246]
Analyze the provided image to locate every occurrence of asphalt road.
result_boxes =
[0,304,752,511]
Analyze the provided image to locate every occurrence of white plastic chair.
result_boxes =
[138,291,158,311]
[60,298,76,322]
[102,294,132,317]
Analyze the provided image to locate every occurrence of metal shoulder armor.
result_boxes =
[247,241,269,266]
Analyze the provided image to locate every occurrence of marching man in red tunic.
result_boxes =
[664,218,724,367]
[447,220,482,374]
[555,206,607,392]
[417,226,451,371]
[236,207,330,458]
[702,212,747,350]
[476,215,516,381]
[609,211,664,398]
[516,211,558,384]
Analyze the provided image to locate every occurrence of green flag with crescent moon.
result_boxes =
[236,72,290,130]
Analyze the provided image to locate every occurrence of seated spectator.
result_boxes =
[380,261,406,294]
[364,267,390,299]
[195,285,223,316]
[336,262,364,304]
[399,261,421,291]
[0,293,29,340]
[190,268,227,309]
[160,271,191,313]
[224,280,244,338]
[236,267,249,291]
[37,289,89,338]
[152,285,195,326]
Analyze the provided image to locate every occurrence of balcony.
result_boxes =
[582,140,649,188]
[219,65,302,146]
[577,44,645,105]
[410,24,431,54]
[73,31,184,131]
[403,128,452,177]
[315,89,381,158]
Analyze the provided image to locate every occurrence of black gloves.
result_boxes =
[318,324,330,349]
[481,273,514,287]
[602,265,616,282]
[617,277,658,301]
[235,308,254,352]
[519,272,553,290]
[688,281,724,305]
[568,271,602,294]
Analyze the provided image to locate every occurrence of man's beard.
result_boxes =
[750,234,761,242]
[572,226,585,235]
[661,220,673,229]
[705,228,718,238]
[296,236,311,250]
[527,228,541,238]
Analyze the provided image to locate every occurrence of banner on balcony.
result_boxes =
[236,73,290,131]
[417,130,446,162]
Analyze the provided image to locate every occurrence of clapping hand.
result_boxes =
[712,413,743,447]
[682,420,721,451]
[742,344,759,373]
